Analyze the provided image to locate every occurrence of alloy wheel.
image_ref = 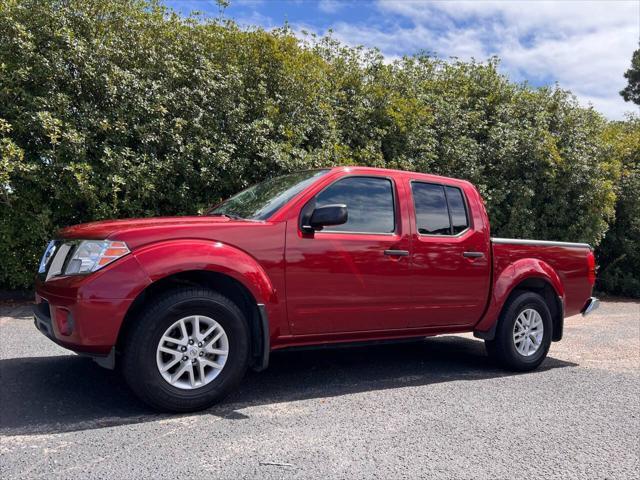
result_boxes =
[512,308,544,357]
[156,315,229,389]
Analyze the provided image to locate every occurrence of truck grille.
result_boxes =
[39,240,77,281]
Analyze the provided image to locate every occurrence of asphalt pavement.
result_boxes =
[1,300,638,479]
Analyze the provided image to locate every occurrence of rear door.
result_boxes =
[285,174,414,335]
[407,180,491,327]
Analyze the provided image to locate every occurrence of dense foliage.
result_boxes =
[0,0,637,296]
[596,119,640,297]
[620,45,640,106]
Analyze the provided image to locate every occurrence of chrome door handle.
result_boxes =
[384,249,410,257]
[463,251,484,258]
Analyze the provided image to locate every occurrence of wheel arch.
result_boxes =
[503,278,564,341]
[116,269,270,371]
[475,258,565,341]
[132,239,276,305]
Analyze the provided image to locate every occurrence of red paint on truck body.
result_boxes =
[34,167,595,357]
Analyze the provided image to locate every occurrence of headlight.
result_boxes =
[63,240,130,275]
[38,240,58,274]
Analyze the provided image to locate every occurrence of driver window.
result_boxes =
[315,176,395,233]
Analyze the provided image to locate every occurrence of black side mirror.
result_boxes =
[303,204,348,232]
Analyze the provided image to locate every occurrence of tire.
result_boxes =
[121,287,250,412]
[485,291,552,372]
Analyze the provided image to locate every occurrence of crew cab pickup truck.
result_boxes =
[34,167,599,412]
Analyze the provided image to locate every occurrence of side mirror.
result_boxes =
[304,204,348,232]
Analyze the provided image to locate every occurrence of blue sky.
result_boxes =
[164,0,639,120]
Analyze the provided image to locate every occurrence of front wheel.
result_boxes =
[485,291,552,371]
[121,287,250,412]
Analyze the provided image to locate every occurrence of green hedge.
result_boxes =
[596,119,640,298]
[0,0,637,296]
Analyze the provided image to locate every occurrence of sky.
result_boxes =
[164,0,640,120]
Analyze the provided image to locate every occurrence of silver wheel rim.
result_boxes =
[513,308,544,357]
[156,315,229,390]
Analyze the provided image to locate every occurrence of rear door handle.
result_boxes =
[463,251,484,258]
[384,249,410,257]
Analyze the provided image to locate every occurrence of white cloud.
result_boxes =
[326,21,489,59]
[318,0,343,13]
[579,93,634,120]
[328,0,640,119]
[235,9,275,29]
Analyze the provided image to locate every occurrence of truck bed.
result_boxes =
[491,237,594,317]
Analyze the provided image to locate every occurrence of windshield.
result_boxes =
[207,169,330,220]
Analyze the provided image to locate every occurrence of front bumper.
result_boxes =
[581,297,600,316]
[33,300,116,368]
[33,253,150,355]
[33,293,131,355]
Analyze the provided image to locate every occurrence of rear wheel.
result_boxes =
[485,291,552,371]
[121,287,250,412]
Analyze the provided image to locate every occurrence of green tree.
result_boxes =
[620,46,640,105]
[597,118,640,297]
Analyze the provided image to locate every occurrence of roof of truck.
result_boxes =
[327,166,474,187]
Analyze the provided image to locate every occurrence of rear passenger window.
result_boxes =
[445,186,469,234]
[411,183,450,235]
[316,176,395,233]
[411,182,469,236]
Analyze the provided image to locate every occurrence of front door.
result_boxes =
[285,175,413,335]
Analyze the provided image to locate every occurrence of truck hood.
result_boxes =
[57,216,260,247]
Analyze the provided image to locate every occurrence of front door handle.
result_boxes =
[384,249,410,257]
[463,251,484,258]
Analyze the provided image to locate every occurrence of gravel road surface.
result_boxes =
[1,300,638,479]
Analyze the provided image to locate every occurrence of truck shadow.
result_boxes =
[0,336,577,436]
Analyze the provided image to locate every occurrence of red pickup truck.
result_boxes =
[34,167,599,412]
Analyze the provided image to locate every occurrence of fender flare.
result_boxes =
[474,258,564,339]
[132,239,277,305]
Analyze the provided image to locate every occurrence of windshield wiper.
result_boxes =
[208,212,245,220]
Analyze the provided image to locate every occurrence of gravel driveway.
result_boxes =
[1,300,638,479]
